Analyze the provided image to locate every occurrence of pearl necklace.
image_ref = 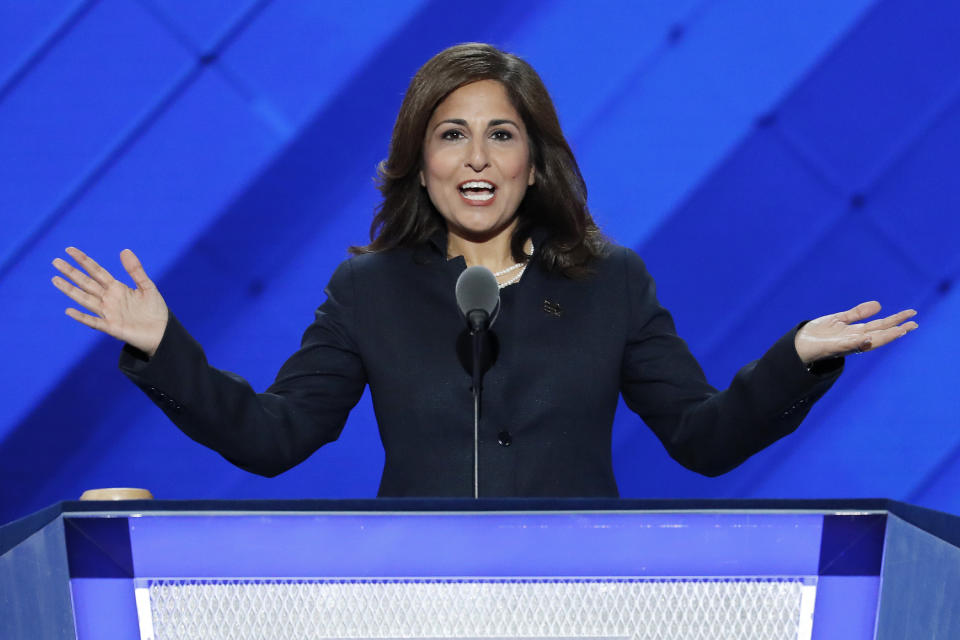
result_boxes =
[494,242,534,289]
[496,263,528,289]
[493,262,526,277]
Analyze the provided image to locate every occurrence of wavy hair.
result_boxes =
[351,43,607,277]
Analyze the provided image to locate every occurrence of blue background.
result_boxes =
[1,0,957,524]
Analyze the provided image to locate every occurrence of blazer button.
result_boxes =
[497,431,512,447]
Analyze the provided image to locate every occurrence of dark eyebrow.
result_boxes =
[436,118,468,129]
[432,118,521,131]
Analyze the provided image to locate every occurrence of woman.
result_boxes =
[50,44,917,497]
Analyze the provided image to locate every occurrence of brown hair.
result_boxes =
[351,43,607,277]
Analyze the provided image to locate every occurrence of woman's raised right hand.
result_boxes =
[52,247,168,357]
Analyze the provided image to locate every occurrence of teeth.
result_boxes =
[460,181,495,191]
[462,190,494,201]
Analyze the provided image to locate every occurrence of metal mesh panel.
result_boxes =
[141,578,811,640]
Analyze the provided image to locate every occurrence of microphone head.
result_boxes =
[455,265,500,318]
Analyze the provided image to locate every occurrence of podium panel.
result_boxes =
[2,499,958,639]
[140,577,811,640]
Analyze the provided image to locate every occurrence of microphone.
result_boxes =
[454,265,500,499]
[455,266,500,333]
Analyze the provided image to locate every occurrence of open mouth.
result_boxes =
[458,180,496,202]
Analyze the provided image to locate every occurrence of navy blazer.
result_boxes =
[120,236,842,497]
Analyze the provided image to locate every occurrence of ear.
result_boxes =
[527,164,536,186]
[419,170,426,187]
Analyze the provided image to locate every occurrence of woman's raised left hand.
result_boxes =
[794,301,917,364]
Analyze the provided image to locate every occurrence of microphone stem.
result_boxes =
[473,390,480,499]
[472,328,483,499]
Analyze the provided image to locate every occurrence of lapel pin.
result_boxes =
[543,299,562,317]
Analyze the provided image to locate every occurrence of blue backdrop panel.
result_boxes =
[662,0,877,119]
[865,100,960,281]
[508,0,703,136]
[777,0,960,189]
[571,0,871,247]
[218,0,429,134]
[0,0,81,88]
[908,319,960,511]
[0,0,192,266]
[573,40,747,245]
[141,0,262,53]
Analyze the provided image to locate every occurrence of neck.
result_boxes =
[447,224,519,272]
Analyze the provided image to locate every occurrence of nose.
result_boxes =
[465,138,489,172]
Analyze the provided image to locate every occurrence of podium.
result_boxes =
[2,499,959,639]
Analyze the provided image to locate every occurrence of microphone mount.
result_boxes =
[454,266,500,499]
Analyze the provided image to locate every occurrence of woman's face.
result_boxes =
[420,80,535,244]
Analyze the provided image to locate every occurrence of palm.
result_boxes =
[52,247,168,356]
[794,301,917,364]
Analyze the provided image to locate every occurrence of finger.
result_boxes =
[52,275,103,314]
[64,247,116,288]
[52,257,104,296]
[835,301,881,324]
[863,321,919,351]
[65,307,107,332]
[861,308,917,332]
[120,249,154,291]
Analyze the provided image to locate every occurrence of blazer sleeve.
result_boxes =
[118,259,368,477]
[619,249,842,476]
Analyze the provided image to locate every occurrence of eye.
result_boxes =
[490,129,513,141]
[441,129,465,141]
